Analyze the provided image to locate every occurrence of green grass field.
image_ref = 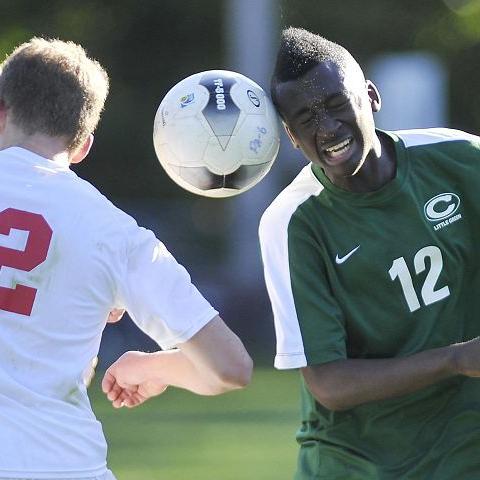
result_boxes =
[91,368,300,480]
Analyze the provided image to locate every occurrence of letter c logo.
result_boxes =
[424,193,460,222]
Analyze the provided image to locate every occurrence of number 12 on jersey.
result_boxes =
[388,245,450,313]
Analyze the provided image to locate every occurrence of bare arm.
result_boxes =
[302,337,480,411]
[102,315,253,407]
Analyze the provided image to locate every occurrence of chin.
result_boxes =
[327,154,359,176]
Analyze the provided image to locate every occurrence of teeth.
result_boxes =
[325,138,352,153]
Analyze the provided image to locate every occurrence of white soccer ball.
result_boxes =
[153,70,280,198]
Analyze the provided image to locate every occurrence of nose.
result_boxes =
[314,111,341,141]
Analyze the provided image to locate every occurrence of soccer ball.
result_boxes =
[153,70,280,198]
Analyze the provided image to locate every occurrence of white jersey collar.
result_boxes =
[0,146,71,171]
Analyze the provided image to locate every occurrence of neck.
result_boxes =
[0,128,70,163]
[332,132,396,193]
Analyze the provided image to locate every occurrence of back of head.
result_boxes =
[271,27,362,108]
[0,37,109,151]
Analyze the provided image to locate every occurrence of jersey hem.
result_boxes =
[0,463,107,479]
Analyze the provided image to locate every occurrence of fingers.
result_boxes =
[102,372,125,403]
[110,388,146,408]
[102,370,146,408]
[117,391,147,408]
[101,370,115,394]
[102,370,130,402]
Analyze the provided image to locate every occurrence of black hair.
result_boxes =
[271,27,356,107]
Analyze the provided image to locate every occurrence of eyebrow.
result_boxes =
[291,91,348,118]
[326,91,349,102]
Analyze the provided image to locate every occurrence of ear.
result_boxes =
[366,80,381,113]
[70,134,94,164]
[283,122,300,149]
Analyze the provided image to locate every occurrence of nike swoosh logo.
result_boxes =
[335,245,360,264]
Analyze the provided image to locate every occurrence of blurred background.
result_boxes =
[2,0,480,478]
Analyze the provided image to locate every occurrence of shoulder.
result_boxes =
[66,172,137,228]
[65,172,118,209]
[58,172,143,255]
[392,127,480,149]
[259,165,323,244]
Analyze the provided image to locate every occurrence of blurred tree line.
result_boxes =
[2,0,480,198]
[1,0,480,362]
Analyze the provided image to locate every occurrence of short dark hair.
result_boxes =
[271,27,358,107]
[0,37,109,152]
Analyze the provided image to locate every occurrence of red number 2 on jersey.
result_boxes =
[0,208,52,316]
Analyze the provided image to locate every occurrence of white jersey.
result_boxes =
[0,147,218,478]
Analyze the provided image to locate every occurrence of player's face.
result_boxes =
[275,61,381,184]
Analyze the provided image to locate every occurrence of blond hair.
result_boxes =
[0,37,109,151]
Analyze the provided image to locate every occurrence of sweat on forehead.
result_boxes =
[272,61,367,121]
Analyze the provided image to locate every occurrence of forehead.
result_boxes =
[275,61,361,116]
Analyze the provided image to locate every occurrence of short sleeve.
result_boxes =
[259,203,346,370]
[116,224,218,349]
[287,214,347,366]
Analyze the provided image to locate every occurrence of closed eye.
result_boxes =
[325,91,351,111]
[327,99,349,111]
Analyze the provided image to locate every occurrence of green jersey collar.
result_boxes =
[311,129,409,206]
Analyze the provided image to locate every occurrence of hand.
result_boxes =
[101,351,168,408]
[107,308,125,323]
[452,337,480,377]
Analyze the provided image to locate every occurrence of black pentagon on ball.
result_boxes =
[179,164,270,191]
[224,164,269,189]
[200,73,241,151]
[179,167,224,190]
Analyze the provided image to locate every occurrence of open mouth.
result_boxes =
[323,137,354,160]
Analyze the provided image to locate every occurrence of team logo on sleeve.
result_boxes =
[424,193,462,231]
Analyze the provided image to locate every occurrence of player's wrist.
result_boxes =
[445,343,462,376]
[448,337,480,377]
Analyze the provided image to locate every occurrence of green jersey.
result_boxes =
[259,128,480,479]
